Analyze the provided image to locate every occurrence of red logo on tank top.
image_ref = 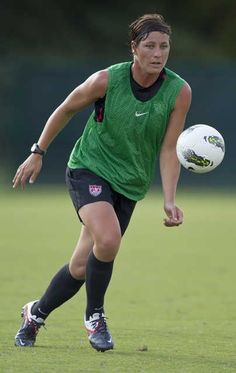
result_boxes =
[89,185,102,197]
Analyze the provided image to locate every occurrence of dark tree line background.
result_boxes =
[1,0,236,61]
[1,1,235,187]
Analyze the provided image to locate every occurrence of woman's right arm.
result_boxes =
[12,70,108,189]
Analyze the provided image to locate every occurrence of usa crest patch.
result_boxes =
[89,185,102,197]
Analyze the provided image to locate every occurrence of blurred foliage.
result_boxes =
[1,0,236,61]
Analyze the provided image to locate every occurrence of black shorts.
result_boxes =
[65,167,136,236]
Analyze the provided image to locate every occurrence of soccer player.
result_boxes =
[13,13,192,351]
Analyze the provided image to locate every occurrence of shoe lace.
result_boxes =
[26,318,46,336]
[91,315,108,333]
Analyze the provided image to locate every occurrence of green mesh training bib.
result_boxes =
[68,62,185,200]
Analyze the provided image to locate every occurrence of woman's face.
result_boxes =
[132,31,170,75]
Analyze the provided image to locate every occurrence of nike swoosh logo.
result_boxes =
[18,339,26,346]
[135,111,148,117]
[107,338,112,343]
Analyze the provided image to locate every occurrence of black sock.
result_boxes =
[85,251,114,320]
[31,264,84,320]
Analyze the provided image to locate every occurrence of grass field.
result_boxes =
[0,186,236,372]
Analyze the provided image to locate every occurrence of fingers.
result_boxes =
[13,170,35,189]
[29,170,40,184]
[12,166,25,189]
[163,207,183,227]
[163,217,182,227]
[12,156,42,189]
[12,168,29,189]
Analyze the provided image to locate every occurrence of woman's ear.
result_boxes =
[131,41,136,54]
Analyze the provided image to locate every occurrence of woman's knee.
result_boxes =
[94,230,121,261]
[69,259,86,280]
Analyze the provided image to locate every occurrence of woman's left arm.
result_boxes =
[159,82,192,227]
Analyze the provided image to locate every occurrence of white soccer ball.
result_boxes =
[176,124,225,173]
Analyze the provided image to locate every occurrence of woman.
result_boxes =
[13,13,192,351]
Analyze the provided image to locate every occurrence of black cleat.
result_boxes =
[15,300,45,347]
[84,312,114,352]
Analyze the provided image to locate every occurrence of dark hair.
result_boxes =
[129,14,171,45]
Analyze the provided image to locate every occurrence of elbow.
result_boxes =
[57,102,77,120]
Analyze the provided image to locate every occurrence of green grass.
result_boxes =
[0,186,236,372]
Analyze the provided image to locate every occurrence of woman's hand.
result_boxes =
[163,203,183,227]
[12,153,43,189]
